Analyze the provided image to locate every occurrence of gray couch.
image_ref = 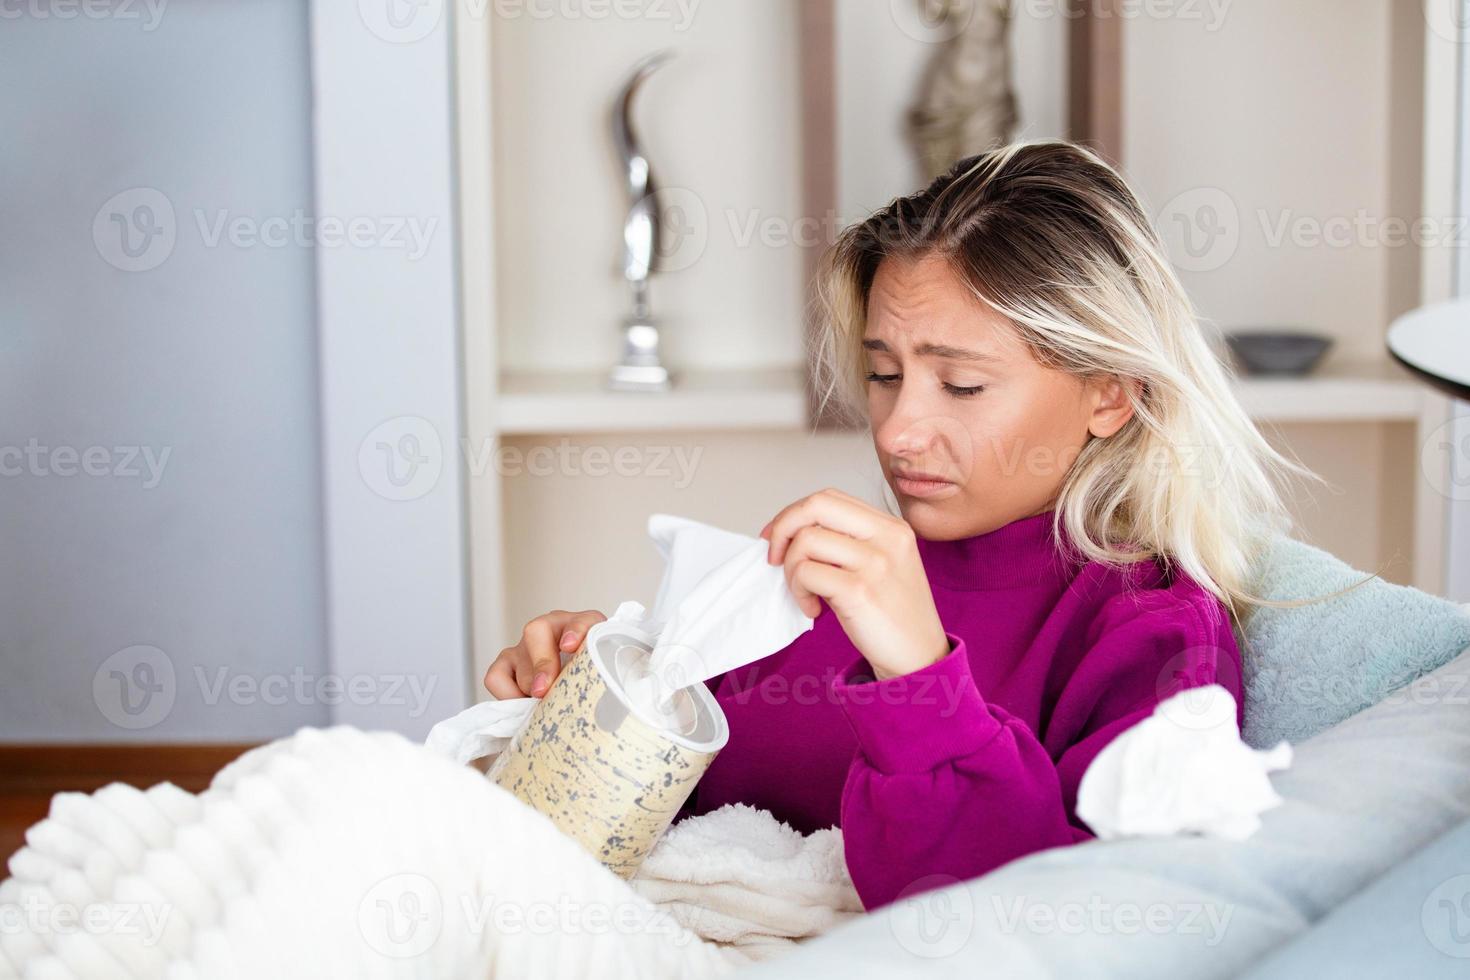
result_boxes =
[739,540,1470,978]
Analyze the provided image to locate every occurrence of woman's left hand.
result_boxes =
[761,488,951,681]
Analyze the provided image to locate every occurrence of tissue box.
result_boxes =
[489,616,730,878]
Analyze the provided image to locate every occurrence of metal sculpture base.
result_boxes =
[607,318,673,392]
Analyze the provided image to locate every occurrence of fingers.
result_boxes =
[483,656,522,700]
[530,609,606,696]
[517,617,558,696]
[782,523,869,572]
[781,525,869,618]
[555,609,607,660]
[483,608,609,699]
[763,488,892,565]
[787,557,854,619]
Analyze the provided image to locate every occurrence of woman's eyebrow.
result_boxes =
[861,338,1003,363]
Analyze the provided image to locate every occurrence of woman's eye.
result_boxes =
[864,372,985,397]
[943,383,986,397]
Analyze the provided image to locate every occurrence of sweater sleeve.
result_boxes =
[830,590,1241,911]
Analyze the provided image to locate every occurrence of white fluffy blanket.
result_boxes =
[0,726,861,979]
[629,802,863,960]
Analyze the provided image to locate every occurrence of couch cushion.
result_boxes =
[1238,534,1470,749]
[1238,815,1470,978]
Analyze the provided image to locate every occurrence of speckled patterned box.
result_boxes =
[488,618,729,878]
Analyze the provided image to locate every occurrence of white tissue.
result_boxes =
[424,514,815,766]
[423,697,536,766]
[1075,684,1292,841]
[645,514,814,697]
[646,514,760,626]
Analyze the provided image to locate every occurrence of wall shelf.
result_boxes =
[495,366,808,435]
[491,358,1427,435]
[1231,358,1427,423]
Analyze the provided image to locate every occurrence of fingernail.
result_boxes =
[532,672,549,695]
[561,630,577,648]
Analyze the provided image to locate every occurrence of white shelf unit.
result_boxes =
[486,357,1431,435]
[454,2,1463,678]
[1229,358,1429,423]
[495,367,807,435]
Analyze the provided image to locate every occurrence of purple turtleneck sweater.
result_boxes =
[677,509,1243,911]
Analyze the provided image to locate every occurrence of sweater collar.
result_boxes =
[916,509,1083,591]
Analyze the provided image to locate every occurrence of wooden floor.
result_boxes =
[1,744,256,871]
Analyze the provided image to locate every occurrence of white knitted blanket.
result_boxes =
[0,726,862,979]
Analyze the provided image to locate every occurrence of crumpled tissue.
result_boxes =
[1075,683,1293,840]
[425,513,814,767]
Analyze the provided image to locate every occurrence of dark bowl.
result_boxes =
[1224,331,1334,377]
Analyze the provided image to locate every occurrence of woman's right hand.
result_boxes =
[484,608,607,699]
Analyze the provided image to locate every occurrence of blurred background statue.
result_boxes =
[907,0,1020,180]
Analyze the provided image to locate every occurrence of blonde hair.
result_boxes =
[811,138,1370,635]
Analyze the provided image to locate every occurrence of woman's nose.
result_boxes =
[875,397,977,483]
[874,390,943,457]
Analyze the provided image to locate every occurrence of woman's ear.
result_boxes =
[1086,376,1139,439]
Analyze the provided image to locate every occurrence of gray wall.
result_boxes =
[0,1,331,740]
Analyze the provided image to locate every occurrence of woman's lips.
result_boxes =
[893,473,959,498]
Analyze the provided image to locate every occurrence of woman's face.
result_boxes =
[864,252,1134,541]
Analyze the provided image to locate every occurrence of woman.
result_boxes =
[485,139,1317,912]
